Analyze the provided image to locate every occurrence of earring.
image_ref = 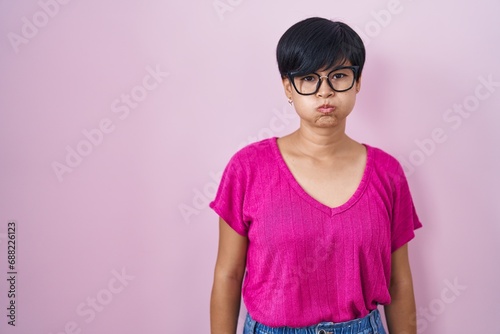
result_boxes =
[288,98,293,105]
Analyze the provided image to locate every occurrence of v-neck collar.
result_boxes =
[270,136,373,217]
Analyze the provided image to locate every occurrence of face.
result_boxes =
[282,62,362,129]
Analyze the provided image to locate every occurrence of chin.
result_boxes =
[314,118,339,127]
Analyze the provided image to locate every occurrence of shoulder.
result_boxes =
[231,137,277,166]
[220,137,276,180]
[366,144,403,171]
[365,144,407,186]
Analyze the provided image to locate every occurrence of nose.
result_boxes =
[316,76,334,98]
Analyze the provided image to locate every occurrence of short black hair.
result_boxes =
[276,17,365,80]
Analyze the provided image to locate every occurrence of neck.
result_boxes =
[291,121,352,159]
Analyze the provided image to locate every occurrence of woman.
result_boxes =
[210,17,422,334]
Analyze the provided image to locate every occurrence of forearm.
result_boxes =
[384,281,417,334]
[210,274,243,334]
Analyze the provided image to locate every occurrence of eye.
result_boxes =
[299,75,317,82]
[331,73,347,80]
[329,68,354,81]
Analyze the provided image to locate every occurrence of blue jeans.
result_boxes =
[243,309,387,334]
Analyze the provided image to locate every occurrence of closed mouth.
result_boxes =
[317,105,336,113]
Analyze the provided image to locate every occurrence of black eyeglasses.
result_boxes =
[287,65,359,95]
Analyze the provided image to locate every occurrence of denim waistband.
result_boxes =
[244,309,384,334]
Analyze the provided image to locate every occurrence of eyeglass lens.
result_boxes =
[293,68,356,94]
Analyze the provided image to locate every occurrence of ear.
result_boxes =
[282,76,294,100]
[355,75,362,93]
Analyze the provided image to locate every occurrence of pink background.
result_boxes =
[1,0,499,333]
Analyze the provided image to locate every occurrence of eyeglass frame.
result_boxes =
[287,65,360,95]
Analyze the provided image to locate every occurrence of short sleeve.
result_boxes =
[209,153,249,236]
[390,162,423,252]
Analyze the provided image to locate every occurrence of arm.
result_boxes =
[384,243,417,334]
[211,217,248,334]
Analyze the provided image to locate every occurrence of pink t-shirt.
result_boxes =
[209,137,422,327]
